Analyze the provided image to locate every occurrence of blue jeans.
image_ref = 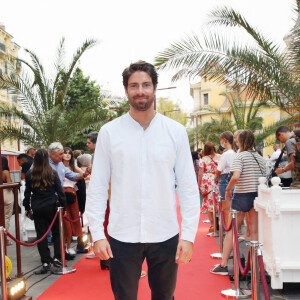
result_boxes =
[232,192,258,213]
[218,173,233,201]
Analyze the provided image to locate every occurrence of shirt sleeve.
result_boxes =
[54,171,66,208]
[23,172,32,211]
[231,154,243,172]
[285,139,296,156]
[175,127,200,243]
[64,165,79,181]
[86,127,111,242]
[217,153,226,172]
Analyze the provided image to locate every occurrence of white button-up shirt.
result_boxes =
[86,112,200,243]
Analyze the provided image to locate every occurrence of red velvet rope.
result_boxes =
[63,210,85,223]
[219,201,232,232]
[5,211,59,247]
[232,218,251,276]
[258,255,271,300]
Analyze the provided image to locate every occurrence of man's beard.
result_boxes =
[129,94,155,111]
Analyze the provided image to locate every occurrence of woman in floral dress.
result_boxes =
[198,142,221,230]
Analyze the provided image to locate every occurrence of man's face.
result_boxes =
[50,149,64,163]
[28,148,36,157]
[17,159,25,166]
[124,71,156,112]
[86,138,96,152]
[276,132,288,143]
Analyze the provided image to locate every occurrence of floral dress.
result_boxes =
[198,155,221,211]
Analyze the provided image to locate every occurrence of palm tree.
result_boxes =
[0,38,109,147]
[188,91,292,149]
[155,0,300,120]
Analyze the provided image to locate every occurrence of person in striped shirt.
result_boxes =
[211,130,266,275]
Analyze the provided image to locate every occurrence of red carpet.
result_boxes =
[38,204,231,299]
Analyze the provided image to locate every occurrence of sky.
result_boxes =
[1,0,296,112]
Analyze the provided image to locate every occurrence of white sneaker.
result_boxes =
[86,250,97,259]
[67,248,76,255]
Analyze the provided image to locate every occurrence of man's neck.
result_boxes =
[129,107,156,130]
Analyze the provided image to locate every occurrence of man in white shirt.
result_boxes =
[269,143,281,164]
[86,61,200,300]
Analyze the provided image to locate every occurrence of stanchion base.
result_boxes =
[207,232,219,237]
[203,220,210,223]
[210,252,222,259]
[52,266,76,275]
[221,288,251,299]
[20,297,33,300]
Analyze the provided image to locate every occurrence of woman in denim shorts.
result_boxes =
[214,131,236,227]
[211,130,266,275]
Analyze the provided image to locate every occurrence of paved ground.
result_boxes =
[4,214,88,300]
[3,214,300,299]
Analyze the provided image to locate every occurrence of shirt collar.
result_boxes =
[127,111,159,130]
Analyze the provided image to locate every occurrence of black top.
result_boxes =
[23,170,66,212]
[21,155,33,176]
[1,156,9,171]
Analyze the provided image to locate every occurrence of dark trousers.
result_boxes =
[281,177,293,187]
[109,234,179,300]
[33,204,60,264]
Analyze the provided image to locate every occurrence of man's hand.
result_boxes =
[275,168,283,175]
[175,240,193,264]
[93,239,113,260]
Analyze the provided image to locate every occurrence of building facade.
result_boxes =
[189,77,289,157]
[0,23,22,151]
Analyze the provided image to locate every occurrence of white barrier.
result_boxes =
[254,177,300,289]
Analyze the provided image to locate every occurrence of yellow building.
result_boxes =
[0,23,21,151]
[189,77,289,157]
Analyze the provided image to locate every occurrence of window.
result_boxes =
[203,93,209,105]
[0,42,5,52]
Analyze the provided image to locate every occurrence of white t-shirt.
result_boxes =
[217,149,236,174]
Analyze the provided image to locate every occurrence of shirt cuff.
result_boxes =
[90,231,107,242]
[180,230,197,243]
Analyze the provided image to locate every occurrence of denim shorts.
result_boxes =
[218,173,234,201]
[231,192,258,213]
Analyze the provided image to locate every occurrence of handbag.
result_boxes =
[65,192,76,205]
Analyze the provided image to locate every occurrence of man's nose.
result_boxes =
[137,85,144,94]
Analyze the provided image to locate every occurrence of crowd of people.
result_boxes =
[9,134,101,274]
[193,126,300,275]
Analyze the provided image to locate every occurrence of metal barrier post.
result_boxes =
[251,241,262,300]
[0,226,8,300]
[207,189,218,237]
[52,207,76,275]
[221,210,250,299]
[211,195,223,259]
[13,186,22,277]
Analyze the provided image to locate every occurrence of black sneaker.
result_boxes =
[210,264,228,275]
[34,263,51,275]
[53,258,63,268]
[65,251,75,260]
